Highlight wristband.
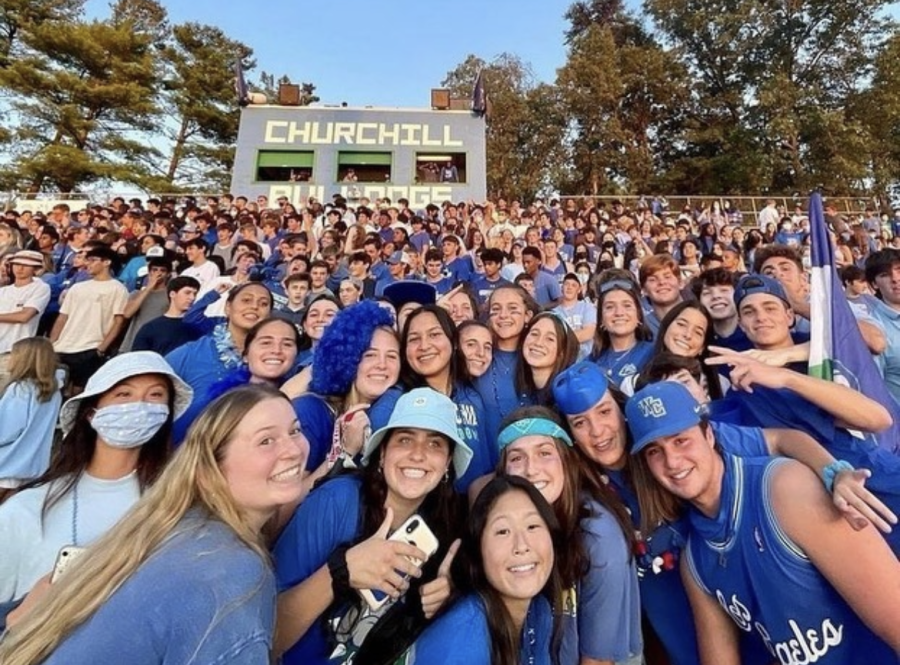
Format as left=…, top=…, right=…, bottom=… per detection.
left=822, top=460, right=854, bottom=494
left=327, top=545, right=352, bottom=599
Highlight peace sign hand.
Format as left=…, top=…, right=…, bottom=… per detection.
left=420, top=538, right=461, bottom=619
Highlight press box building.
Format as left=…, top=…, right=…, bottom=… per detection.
left=230, top=103, right=487, bottom=208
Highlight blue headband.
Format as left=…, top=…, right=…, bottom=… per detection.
left=497, top=417, right=574, bottom=450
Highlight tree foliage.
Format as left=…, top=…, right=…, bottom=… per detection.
left=1, top=0, right=897, bottom=198
left=646, top=0, right=895, bottom=195
left=0, top=0, right=318, bottom=194
left=437, top=0, right=899, bottom=199
left=442, top=54, right=566, bottom=200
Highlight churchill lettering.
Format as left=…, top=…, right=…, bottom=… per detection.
left=263, top=120, right=464, bottom=147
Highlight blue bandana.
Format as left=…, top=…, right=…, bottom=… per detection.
left=497, top=417, right=573, bottom=449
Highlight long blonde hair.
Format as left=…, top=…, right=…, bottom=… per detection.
left=1, top=337, right=59, bottom=401
left=0, top=385, right=288, bottom=665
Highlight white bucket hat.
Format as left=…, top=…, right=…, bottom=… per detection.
left=361, top=387, right=473, bottom=480
left=59, top=351, right=193, bottom=434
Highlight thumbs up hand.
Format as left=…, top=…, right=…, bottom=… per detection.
left=419, top=538, right=461, bottom=619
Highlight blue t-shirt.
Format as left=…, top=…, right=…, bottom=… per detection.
left=408, top=594, right=553, bottom=665
left=593, top=341, right=654, bottom=388
left=274, top=476, right=364, bottom=665
left=553, top=300, right=597, bottom=361
left=867, top=299, right=900, bottom=405
left=165, top=335, right=230, bottom=444
left=530, top=270, right=561, bottom=307
left=132, top=316, right=199, bottom=357
left=559, top=497, right=642, bottom=665
left=541, top=262, right=567, bottom=285
left=473, top=350, right=534, bottom=444
left=470, top=275, right=512, bottom=306
left=444, top=255, right=474, bottom=284
left=44, top=512, right=275, bottom=665
left=409, top=231, right=431, bottom=254
left=604, top=469, right=698, bottom=665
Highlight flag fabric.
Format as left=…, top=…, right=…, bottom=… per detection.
left=472, top=70, right=486, bottom=116
left=808, top=191, right=900, bottom=454
left=234, top=59, right=249, bottom=107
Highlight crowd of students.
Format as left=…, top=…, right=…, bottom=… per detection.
left=0, top=192, right=899, bottom=664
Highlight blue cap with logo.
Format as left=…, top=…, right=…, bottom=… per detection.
left=552, top=361, right=610, bottom=416
left=733, top=273, right=789, bottom=307
left=625, top=381, right=706, bottom=454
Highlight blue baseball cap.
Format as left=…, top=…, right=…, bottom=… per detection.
left=625, top=381, right=706, bottom=454
left=733, top=273, right=790, bottom=308
left=552, top=361, right=610, bottom=416
left=362, top=387, right=473, bottom=479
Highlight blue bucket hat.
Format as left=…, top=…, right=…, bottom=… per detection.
left=733, top=273, right=790, bottom=308
left=625, top=381, right=706, bottom=454
left=362, top=387, right=473, bottom=479
left=552, top=361, right=610, bottom=416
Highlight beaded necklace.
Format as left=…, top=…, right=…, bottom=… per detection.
left=489, top=350, right=528, bottom=419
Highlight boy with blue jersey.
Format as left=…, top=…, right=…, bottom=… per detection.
left=627, top=381, right=900, bottom=665
left=708, top=274, right=900, bottom=553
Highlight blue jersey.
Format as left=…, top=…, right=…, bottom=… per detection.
left=602, top=421, right=772, bottom=665
left=593, top=341, right=654, bottom=388
left=685, top=454, right=898, bottom=665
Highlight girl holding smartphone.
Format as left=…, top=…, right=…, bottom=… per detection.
left=274, top=388, right=471, bottom=665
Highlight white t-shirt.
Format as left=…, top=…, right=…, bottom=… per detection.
left=197, top=276, right=239, bottom=318
left=0, top=472, right=140, bottom=601
left=181, top=260, right=221, bottom=291
left=0, top=279, right=51, bottom=354
left=54, top=279, right=128, bottom=354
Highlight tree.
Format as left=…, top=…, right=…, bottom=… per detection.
left=442, top=54, right=566, bottom=200
left=0, top=0, right=82, bottom=68
left=856, top=29, right=900, bottom=204
left=646, top=0, right=895, bottom=194
left=0, top=0, right=164, bottom=192
left=556, top=8, right=689, bottom=195
left=154, top=23, right=254, bottom=191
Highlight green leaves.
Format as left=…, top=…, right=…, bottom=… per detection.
left=0, top=0, right=315, bottom=194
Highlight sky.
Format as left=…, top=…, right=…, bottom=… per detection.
left=85, top=0, right=575, bottom=107
left=85, top=0, right=900, bottom=109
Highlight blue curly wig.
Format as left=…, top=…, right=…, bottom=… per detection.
left=310, top=300, right=396, bottom=396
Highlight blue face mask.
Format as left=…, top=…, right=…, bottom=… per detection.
left=90, top=402, right=170, bottom=449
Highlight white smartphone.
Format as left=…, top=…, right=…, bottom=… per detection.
left=51, top=546, right=87, bottom=583
left=359, top=514, right=439, bottom=611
